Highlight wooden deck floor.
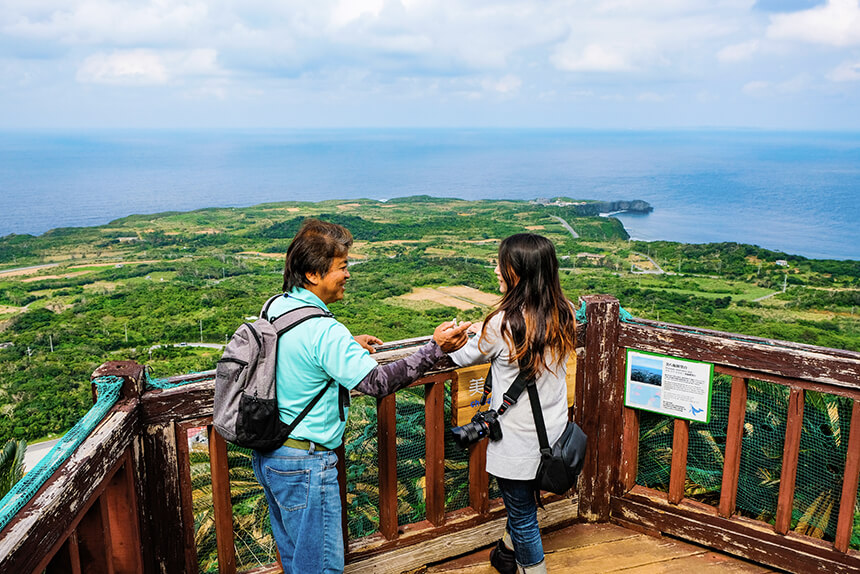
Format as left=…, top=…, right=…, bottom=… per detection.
left=416, top=523, right=783, bottom=574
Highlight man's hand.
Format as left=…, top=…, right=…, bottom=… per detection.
left=433, top=320, right=472, bottom=353
left=354, top=334, right=383, bottom=353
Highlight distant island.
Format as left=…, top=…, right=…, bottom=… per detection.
left=0, top=195, right=856, bottom=445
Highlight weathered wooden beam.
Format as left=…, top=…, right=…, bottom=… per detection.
left=718, top=376, right=747, bottom=518
left=835, top=400, right=860, bottom=553
left=139, top=422, right=188, bottom=573
left=141, top=379, right=215, bottom=425
left=0, top=409, right=137, bottom=574
left=377, top=393, right=399, bottom=540
left=775, top=388, right=804, bottom=535
left=620, top=322, right=860, bottom=390
left=175, top=421, right=203, bottom=573
left=716, top=364, right=860, bottom=401
left=668, top=419, right=690, bottom=505
left=76, top=495, right=113, bottom=574
left=581, top=294, right=622, bottom=521
left=614, top=487, right=860, bottom=574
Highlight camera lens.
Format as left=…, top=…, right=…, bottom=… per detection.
left=451, top=420, right=486, bottom=448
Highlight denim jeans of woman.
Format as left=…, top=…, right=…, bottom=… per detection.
left=495, top=476, right=544, bottom=567
left=252, top=445, right=343, bottom=573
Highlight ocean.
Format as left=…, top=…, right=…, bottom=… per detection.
left=1, top=129, right=857, bottom=260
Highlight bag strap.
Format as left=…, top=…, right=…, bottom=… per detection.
left=526, top=383, right=552, bottom=454
left=283, top=379, right=334, bottom=438
left=270, top=305, right=334, bottom=335
left=486, top=367, right=552, bottom=453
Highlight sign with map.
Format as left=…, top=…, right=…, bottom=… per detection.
left=624, top=350, right=713, bottom=423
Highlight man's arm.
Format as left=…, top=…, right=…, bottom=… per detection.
left=355, top=320, right=471, bottom=397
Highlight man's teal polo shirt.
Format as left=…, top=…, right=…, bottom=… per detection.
left=268, top=288, right=378, bottom=449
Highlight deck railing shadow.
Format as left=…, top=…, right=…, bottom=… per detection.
left=0, top=294, right=858, bottom=573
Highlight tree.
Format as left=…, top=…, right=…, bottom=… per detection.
left=0, top=439, right=26, bottom=498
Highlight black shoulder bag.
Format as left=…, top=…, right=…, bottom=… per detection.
left=490, top=371, right=588, bottom=496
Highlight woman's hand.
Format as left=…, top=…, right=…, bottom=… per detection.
left=433, top=320, right=472, bottom=353
left=354, top=334, right=383, bottom=353
left=467, top=321, right=483, bottom=335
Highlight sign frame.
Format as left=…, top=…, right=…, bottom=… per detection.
left=623, top=349, right=714, bottom=423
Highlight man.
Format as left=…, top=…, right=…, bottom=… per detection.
left=252, top=218, right=471, bottom=573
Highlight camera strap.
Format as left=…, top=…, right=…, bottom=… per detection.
left=494, top=370, right=531, bottom=416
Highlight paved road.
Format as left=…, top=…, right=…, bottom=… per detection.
left=631, top=251, right=666, bottom=274
left=550, top=215, right=579, bottom=239
left=24, top=438, right=60, bottom=471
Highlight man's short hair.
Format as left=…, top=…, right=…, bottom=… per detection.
left=282, top=219, right=353, bottom=292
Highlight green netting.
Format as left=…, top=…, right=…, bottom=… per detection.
left=344, top=394, right=380, bottom=538
left=444, top=380, right=471, bottom=513
left=0, top=375, right=124, bottom=532
left=637, top=377, right=860, bottom=548
left=396, top=387, right=427, bottom=526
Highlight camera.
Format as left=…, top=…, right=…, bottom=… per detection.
left=451, top=409, right=502, bottom=448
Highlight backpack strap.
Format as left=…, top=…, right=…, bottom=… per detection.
left=269, top=305, right=334, bottom=335
left=282, top=379, right=334, bottom=437
left=260, top=294, right=285, bottom=321
left=525, top=383, right=552, bottom=453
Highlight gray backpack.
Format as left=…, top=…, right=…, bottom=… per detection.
left=213, top=294, right=333, bottom=451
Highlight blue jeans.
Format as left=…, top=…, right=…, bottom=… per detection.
left=252, top=445, right=343, bottom=574
left=496, top=476, right=544, bottom=567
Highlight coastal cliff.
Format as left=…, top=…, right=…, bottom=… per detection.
left=533, top=198, right=653, bottom=216
left=575, top=200, right=653, bottom=216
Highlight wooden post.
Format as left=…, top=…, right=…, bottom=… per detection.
left=834, top=400, right=860, bottom=552
left=468, top=441, right=489, bottom=515
left=579, top=295, right=621, bottom=522
left=719, top=377, right=748, bottom=518
left=775, top=388, right=804, bottom=535
left=377, top=394, right=399, bottom=540
left=210, top=429, right=237, bottom=573
left=103, top=451, right=144, bottom=574
left=668, top=420, right=690, bottom=505
left=424, top=376, right=447, bottom=526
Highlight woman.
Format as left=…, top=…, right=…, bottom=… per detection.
left=450, top=233, right=577, bottom=574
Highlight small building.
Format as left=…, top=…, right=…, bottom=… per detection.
left=775, top=260, right=788, bottom=267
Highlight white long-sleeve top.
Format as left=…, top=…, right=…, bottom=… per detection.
left=449, top=312, right=569, bottom=481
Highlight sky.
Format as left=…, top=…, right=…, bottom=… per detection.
left=1, top=0, right=859, bottom=129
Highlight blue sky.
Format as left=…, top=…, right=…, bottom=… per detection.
left=1, top=0, right=859, bottom=129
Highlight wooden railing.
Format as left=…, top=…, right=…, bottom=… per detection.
left=1, top=294, right=858, bottom=574
left=0, top=343, right=580, bottom=573
left=576, top=295, right=860, bottom=574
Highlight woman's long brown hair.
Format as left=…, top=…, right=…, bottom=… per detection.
left=480, top=233, right=577, bottom=380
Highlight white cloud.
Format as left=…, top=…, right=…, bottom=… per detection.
left=552, top=43, right=633, bottom=72
left=76, top=49, right=220, bottom=85
left=717, top=40, right=759, bottom=62
left=743, top=80, right=770, bottom=94
left=481, top=74, right=521, bottom=94
left=828, top=59, right=860, bottom=80
left=767, top=0, right=860, bottom=47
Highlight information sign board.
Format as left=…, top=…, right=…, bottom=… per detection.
left=624, top=350, right=713, bottom=423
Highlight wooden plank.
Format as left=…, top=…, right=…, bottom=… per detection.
left=619, top=322, right=860, bottom=390
left=175, top=422, right=202, bottom=573
left=719, top=377, right=748, bottom=518
left=669, top=419, right=690, bottom=505
left=425, top=377, right=446, bottom=526
left=0, top=408, right=138, bottom=574
left=835, top=400, right=860, bottom=552
left=103, top=451, right=143, bottom=574
left=344, top=498, right=578, bottom=573
left=621, top=408, right=640, bottom=492
left=210, top=427, right=237, bottom=573
left=613, top=489, right=860, bottom=574
left=139, top=422, right=188, bottom=574
left=141, top=379, right=216, bottom=425
left=775, top=388, right=804, bottom=535
left=468, top=440, right=489, bottom=515
left=715, top=365, right=860, bottom=402
left=76, top=496, right=113, bottom=574
left=45, top=531, right=83, bottom=574
left=581, top=294, right=621, bottom=521
left=377, top=393, right=399, bottom=540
